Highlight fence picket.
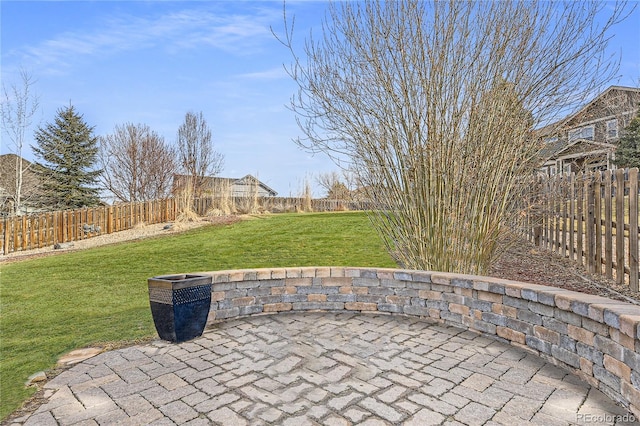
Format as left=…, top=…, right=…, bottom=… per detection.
left=604, top=170, right=613, bottom=278
left=0, top=196, right=373, bottom=256
left=13, top=216, right=19, bottom=252
left=2, top=219, right=7, bottom=254
left=629, top=168, right=639, bottom=291
left=595, top=175, right=602, bottom=268
left=544, top=179, right=549, bottom=248
left=569, top=173, right=576, bottom=261
left=577, top=173, right=584, bottom=266
left=586, top=173, right=595, bottom=271
left=530, top=168, right=639, bottom=290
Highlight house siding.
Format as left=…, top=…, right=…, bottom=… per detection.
left=173, top=174, right=277, bottom=197
left=540, top=86, right=640, bottom=175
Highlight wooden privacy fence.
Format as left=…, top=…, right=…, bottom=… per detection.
left=0, top=196, right=370, bottom=255
left=190, top=196, right=371, bottom=216
left=526, top=168, right=639, bottom=290
left=1, top=199, right=179, bottom=256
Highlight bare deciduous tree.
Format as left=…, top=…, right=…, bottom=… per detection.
left=99, top=123, right=177, bottom=202
left=279, top=0, right=628, bottom=274
left=0, top=69, right=40, bottom=215
left=177, top=111, right=224, bottom=198
left=317, top=170, right=354, bottom=199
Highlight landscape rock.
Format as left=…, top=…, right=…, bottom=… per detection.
left=57, top=347, right=102, bottom=366
left=53, top=242, right=75, bottom=250
left=25, top=371, right=47, bottom=387
left=82, top=223, right=101, bottom=234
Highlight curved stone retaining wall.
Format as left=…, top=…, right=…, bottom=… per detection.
left=199, top=267, right=640, bottom=417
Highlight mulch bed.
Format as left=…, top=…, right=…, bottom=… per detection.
left=490, top=236, right=639, bottom=304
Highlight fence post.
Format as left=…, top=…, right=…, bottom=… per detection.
left=20, top=215, right=27, bottom=251
left=576, top=172, right=584, bottom=266
left=13, top=216, right=19, bottom=251
left=568, top=173, right=576, bottom=261
left=3, top=217, right=9, bottom=255
left=53, top=211, right=59, bottom=244
left=560, top=174, right=568, bottom=257
left=533, top=176, right=542, bottom=246
left=107, top=206, right=113, bottom=234
left=615, top=168, right=625, bottom=285
left=530, top=178, right=544, bottom=246
left=75, top=209, right=81, bottom=241
left=594, top=172, right=602, bottom=274
left=629, top=168, right=638, bottom=291
left=542, top=179, right=548, bottom=249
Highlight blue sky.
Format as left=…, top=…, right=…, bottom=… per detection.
left=1, top=1, right=639, bottom=197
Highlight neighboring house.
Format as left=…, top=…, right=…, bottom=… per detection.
left=173, top=174, right=277, bottom=197
left=0, top=154, right=41, bottom=216
left=539, top=86, right=640, bottom=175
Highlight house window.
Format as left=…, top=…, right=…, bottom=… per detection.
left=606, top=119, right=618, bottom=139
left=568, top=125, right=594, bottom=142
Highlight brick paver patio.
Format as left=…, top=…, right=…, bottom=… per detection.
left=12, top=313, right=636, bottom=425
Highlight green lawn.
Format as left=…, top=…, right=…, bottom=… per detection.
left=0, top=212, right=395, bottom=420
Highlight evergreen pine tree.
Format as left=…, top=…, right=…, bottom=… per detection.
left=32, top=105, right=102, bottom=209
left=615, top=108, right=640, bottom=170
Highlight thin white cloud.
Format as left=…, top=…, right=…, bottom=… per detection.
left=237, top=66, right=288, bottom=80
left=5, top=5, right=279, bottom=75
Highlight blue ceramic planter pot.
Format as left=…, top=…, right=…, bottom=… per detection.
left=148, top=274, right=212, bottom=343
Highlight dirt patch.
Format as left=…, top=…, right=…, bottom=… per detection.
left=490, top=236, right=640, bottom=304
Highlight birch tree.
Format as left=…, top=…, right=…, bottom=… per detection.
left=280, top=0, right=628, bottom=274
left=0, top=69, right=40, bottom=215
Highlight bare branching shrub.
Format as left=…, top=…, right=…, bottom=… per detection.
left=235, top=178, right=262, bottom=214
left=175, top=176, right=200, bottom=224
left=133, top=221, right=148, bottom=230
left=302, top=179, right=313, bottom=212
left=177, top=111, right=224, bottom=198
left=279, top=0, right=627, bottom=274
left=206, top=179, right=233, bottom=216
left=317, top=170, right=356, bottom=200
left=335, top=203, right=348, bottom=212
left=271, top=199, right=296, bottom=213
left=99, top=123, right=176, bottom=202
left=204, top=208, right=226, bottom=217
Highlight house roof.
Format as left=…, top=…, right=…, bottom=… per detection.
left=551, top=139, right=616, bottom=160
left=545, top=85, right=640, bottom=133
left=0, top=154, right=35, bottom=195
left=537, top=85, right=640, bottom=161
left=224, top=174, right=278, bottom=196
left=174, top=173, right=278, bottom=196
left=0, top=153, right=33, bottom=169
left=538, top=138, right=566, bottom=161
left=0, top=154, right=43, bottom=213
